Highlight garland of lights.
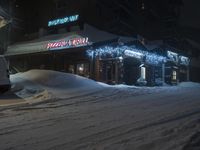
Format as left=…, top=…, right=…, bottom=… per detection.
left=87, top=46, right=124, bottom=58
left=87, top=45, right=166, bottom=66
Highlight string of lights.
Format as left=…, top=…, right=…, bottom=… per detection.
left=87, top=45, right=166, bottom=65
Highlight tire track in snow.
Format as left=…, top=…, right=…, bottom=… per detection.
left=47, top=105, right=200, bottom=150
left=183, top=131, right=200, bottom=150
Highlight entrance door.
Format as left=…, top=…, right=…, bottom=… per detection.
left=179, top=65, right=187, bottom=82
left=99, top=60, right=118, bottom=84
left=123, top=58, right=141, bottom=85
left=106, top=62, right=115, bottom=84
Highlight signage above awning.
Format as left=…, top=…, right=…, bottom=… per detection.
left=6, top=24, right=136, bottom=56
left=48, top=15, right=79, bottom=27
left=167, top=51, right=178, bottom=62
left=124, top=50, right=144, bottom=60
left=179, top=56, right=190, bottom=66
left=47, top=36, right=91, bottom=50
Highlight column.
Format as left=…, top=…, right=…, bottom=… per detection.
left=162, top=63, right=165, bottom=85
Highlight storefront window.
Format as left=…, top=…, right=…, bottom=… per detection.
left=68, top=65, right=75, bottom=74
left=76, top=63, right=89, bottom=77
left=77, top=64, right=84, bottom=75
left=172, top=71, right=177, bottom=80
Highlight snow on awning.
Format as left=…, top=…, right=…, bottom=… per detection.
left=6, top=41, right=49, bottom=56
left=5, top=24, right=136, bottom=56
left=0, top=16, right=7, bottom=29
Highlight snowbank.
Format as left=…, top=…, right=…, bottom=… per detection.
left=10, top=69, right=143, bottom=101
left=10, top=69, right=106, bottom=100
left=178, top=82, right=200, bottom=88
left=10, top=70, right=200, bottom=103
left=12, top=69, right=103, bottom=89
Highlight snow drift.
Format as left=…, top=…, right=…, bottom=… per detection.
left=178, top=82, right=200, bottom=88
left=10, top=69, right=200, bottom=102
left=12, top=69, right=103, bottom=88
left=10, top=69, right=105, bottom=100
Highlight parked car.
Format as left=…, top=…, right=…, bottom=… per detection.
left=0, top=55, right=11, bottom=93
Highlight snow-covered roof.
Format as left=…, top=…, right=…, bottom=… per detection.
left=5, top=24, right=135, bottom=56
left=144, top=40, right=164, bottom=50
left=0, top=7, right=11, bottom=29
left=185, top=38, right=200, bottom=50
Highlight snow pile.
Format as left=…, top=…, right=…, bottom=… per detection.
left=16, top=69, right=102, bottom=89
left=11, top=70, right=200, bottom=103
left=10, top=69, right=105, bottom=100
left=178, top=82, right=200, bottom=88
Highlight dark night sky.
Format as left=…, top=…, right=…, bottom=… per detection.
left=181, top=0, right=200, bottom=29
left=10, top=0, right=200, bottom=42
left=12, top=0, right=200, bottom=29
left=13, top=0, right=200, bottom=26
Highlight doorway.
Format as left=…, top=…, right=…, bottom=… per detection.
left=99, top=59, right=119, bottom=84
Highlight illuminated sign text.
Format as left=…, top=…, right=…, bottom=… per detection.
left=124, top=50, right=144, bottom=59
left=167, top=51, right=178, bottom=62
left=179, top=56, right=190, bottom=66
left=48, top=15, right=79, bottom=27
left=47, top=37, right=89, bottom=50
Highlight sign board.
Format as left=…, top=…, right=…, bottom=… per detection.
left=167, top=51, right=178, bottom=62
left=179, top=56, right=190, bottom=66
left=124, top=50, right=144, bottom=60
left=47, top=37, right=90, bottom=50
left=48, top=15, right=79, bottom=27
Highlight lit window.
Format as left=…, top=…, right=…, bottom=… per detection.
left=68, top=65, right=75, bottom=74
left=172, top=71, right=177, bottom=80
left=77, top=64, right=84, bottom=75
left=76, top=63, right=89, bottom=77
left=141, top=3, right=145, bottom=10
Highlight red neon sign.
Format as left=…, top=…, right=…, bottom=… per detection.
left=47, top=37, right=89, bottom=50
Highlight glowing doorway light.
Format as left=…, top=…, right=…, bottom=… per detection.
left=79, top=66, right=84, bottom=72
left=48, top=15, right=79, bottom=27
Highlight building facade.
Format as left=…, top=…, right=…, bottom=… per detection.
left=6, top=29, right=190, bottom=86
left=5, top=7, right=190, bottom=86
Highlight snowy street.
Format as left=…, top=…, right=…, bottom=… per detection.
left=1, top=0, right=200, bottom=149
left=0, top=70, right=200, bottom=150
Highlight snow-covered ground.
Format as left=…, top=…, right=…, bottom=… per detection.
left=0, top=69, right=200, bottom=150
